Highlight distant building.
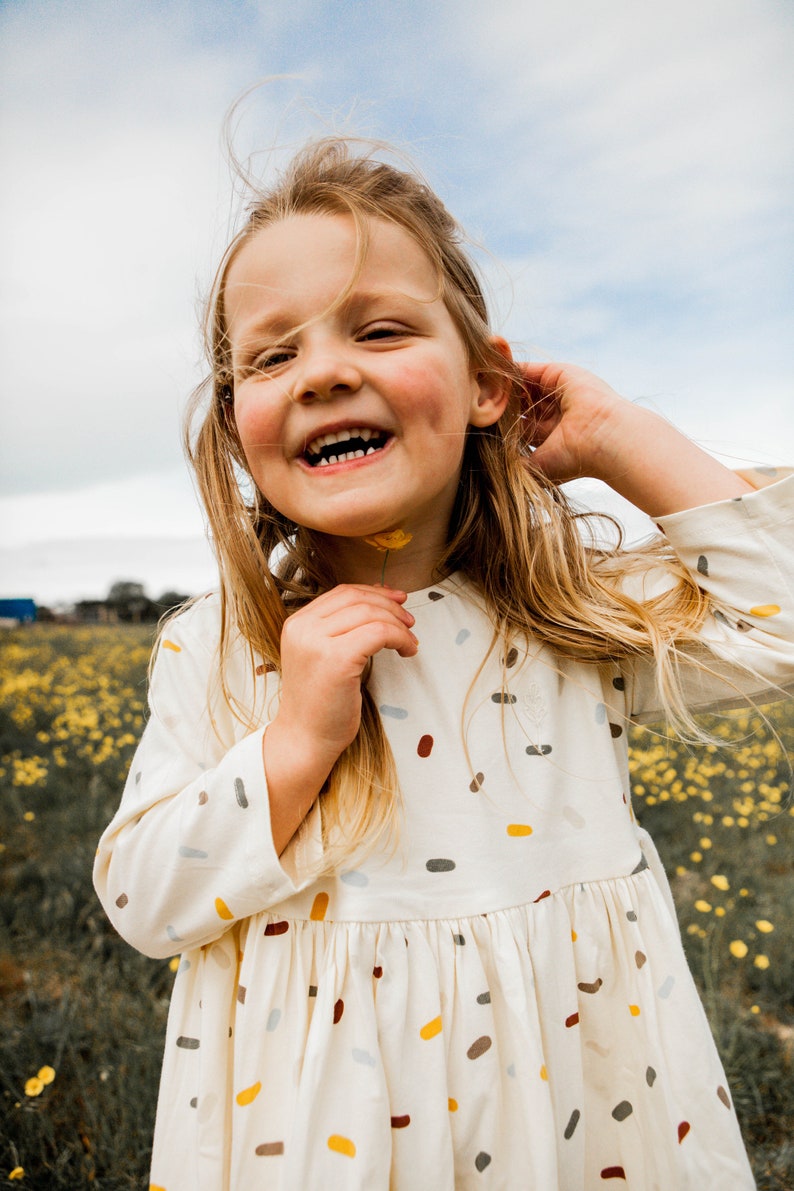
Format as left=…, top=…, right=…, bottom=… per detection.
left=0, top=598, right=37, bottom=625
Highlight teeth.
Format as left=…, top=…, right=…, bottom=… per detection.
left=306, top=427, right=379, bottom=455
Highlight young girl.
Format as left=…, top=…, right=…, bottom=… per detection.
left=94, top=139, right=793, bottom=1190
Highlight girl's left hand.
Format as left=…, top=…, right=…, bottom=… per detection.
left=517, top=362, right=626, bottom=484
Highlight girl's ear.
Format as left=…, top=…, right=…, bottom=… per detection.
left=469, top=336, right=513, bottom=427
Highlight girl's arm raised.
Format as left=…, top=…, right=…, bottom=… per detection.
left=93, top=589, right=417, bottom=958
left=521, top=362, right=753, bottom=514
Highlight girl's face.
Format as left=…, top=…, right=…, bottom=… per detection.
left=225, top=213, right=507, bottom=573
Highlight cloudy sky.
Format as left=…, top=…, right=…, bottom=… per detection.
left=1, top=0, right=792, bottom=605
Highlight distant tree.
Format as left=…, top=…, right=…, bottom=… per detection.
left=106, top=580, right=151, bottom=623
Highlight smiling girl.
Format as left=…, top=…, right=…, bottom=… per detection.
left=95, top=139, right=794, bottom=1189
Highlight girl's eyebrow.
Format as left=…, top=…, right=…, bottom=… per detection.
left=232, top=288, right=427, bottom=350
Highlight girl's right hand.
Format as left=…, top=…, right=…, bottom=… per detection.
left=262, top=585, right=417, bottom=853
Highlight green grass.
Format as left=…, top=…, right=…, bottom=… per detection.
left=1, top=625, right=792, bottom=1187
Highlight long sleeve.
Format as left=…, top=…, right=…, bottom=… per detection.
left=624, top=475, right=794, bottom=720
left=93, top=597, right=321, bottom=959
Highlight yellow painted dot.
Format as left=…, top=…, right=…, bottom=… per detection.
left=448, top=1097, right=458, bottom=1112
left=694, top=900, right=712, bottom=913
left=420, top=1016, right=442, bottom=1041
left=756, top=920, right=774, bottom=933
left=729, top=940, right=748, bottom=958
left=327, top=1134, right=356, bottom=1158
left=236, top=1081, right=262, bottom=1106
left=9, top=1173, right=25, bottom=1184
left=169, top=957, right=179, bottom=972
left=571, top=929, right=578, bottom=942
left=215, top=897, right=234, bottom=921
left=629, top=1004, right=641, bottom=1017
left=539, top=1065, right=548, bottom=1080
left=710, top=874, right=730, bottom=891
left=749, top=604, right=781, bottom=617
left=310, top=892, right=329, bottom=921
left=506, top=823, right=533, bottom=836
left=149, top=1185, right=167, bottom=1191
left=754, top=955, right=770, bottom=970
left=162, top=639, right=182, bottom=651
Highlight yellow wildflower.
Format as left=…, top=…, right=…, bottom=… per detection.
left=765, top=833, right=777, bottom=845
left=37, top=1066, right=55, bottom=1085
left=729, top=940, right=748, bottom=959
left=363, top=529, right=413, bottom=552
left=755, top=920, right=774, bottom=934
left=754, top=955, right=770, bottom=970
left=694, top=900, right=712, bottom=913
left=710, top=874, right=730, bottom=891
left=9, top=1169, right=24, bottom=1181
left=24, top=1076, right=44, bottom=1097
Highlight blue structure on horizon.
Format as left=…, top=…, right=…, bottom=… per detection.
left=0, top=598, right=37, bottom=623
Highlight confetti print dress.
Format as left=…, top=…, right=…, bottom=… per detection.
left=95, top=478, right=794, bottom=1191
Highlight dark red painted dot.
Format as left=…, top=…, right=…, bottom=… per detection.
left=678, top=1121, right=690, bottom=1143
left=264, top=921, right=289, bottom=936
left=534, top=889, right=551, bottom=903
left=373, top=966, right=383, bottom=979
left=333, top=998, right=344, bottom=1024
left=565, top=1012, right=579, bottom=1028
left=601, top=1167, right=626, bottom=1180
left=391, top=1114, right=411, bottom=1129
left=417, top=734, right=434, bottom=757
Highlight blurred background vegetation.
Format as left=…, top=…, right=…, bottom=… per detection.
left=1, top=624, right=792, bottom=1188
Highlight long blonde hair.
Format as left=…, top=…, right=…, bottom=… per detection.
left=184, top=137, right=713, bottom=866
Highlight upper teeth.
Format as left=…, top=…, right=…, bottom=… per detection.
left=306, top=427, right=380, bottom=455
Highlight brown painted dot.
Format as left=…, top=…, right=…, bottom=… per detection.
left=635, top=950, right=647, bottom=969
left=417, top=734, right=434, bottom=757
left=505, top=646, right=519, bottom=667
left=426, top=858, right=456, bottom=872
left=565, top=1012, right=579, bottom=1028
left=115, top=892, right=128, bottom=909
left=475, top=1152, right=491, bottom=1171
left=534, top=889, right=551, bottom=902
left=469, top=771, right=485, bottom=792
left=609, top=723, right=623, bottom=738
left=176, top=1036, right=200, bottom=1049
left=612, top=675, right=625, bottom=691
left=308, top=985, right=318, bottom=997
left=333, top=998, right=344, bottom=1024
left=198, top=790, right=208, bottom=805
left=428, top=590, right=445, bottom=600
left=264, top=921, right=289, bottom=936
left=373, top=966, right=383, bottom=979
left=601, top=1168, right=626, bottom=1180
left=678, top=1121, right=690, bottom=1143
left=467, top=1035, right=492, bottom=1060
left=390, top=1114, right=411, bottom=1129
left=626, top=910, right=637, bottom=922
left=237, top=985, right=247, bottom=1004
left=255, top=1141, right=285, bottom=1156
left=717, top=1085, right=731, bottom=1109
left=612, top=1100, right=633, bottom=1121
left=564, top=1109, right=580, bottom=1139
left=578, top=978, right=603, bottom=994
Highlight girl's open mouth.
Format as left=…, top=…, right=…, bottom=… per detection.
left=303, top=427, right=391, bottom=468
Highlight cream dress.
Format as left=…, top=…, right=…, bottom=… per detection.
left=94, top=476, right=794, bottom=1190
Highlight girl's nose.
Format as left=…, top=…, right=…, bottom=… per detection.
left=293, top=345, right=363, bottom=403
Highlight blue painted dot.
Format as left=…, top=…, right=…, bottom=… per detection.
left=379, top=705, right=409, bottom=719
left=340, top=870, right=369, bottom=887
left=352, top=1048, right=377, bottom=1067
left=166, top=924, right=183, bottom=942
left=178, top=845, right=209, bottom=859
left=455, top=628, right=471, bottom=645
left=595, top=702, right=607, bottom=724
left=266, top=1008, right=281, bottom=1031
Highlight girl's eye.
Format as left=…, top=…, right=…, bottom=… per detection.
left=251, top=348, right=294, bottom=372
left=359, top=324, right=406, bottom=342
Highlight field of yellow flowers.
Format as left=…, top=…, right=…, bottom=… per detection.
left=1, top=624, right=792, bottom=1188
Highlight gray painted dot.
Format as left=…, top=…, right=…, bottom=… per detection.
left=476, top=991, right=491, bottom=1004
left=631, top=854, right=649, bottom=874
left=612, top=675, right=625, bottom=691
left=453, top=934, right=466, bottom=946
left=134, top=771, right=142, bottom=784
left=266, top=1009, right=281, bottom=1031
left=177, top=959, right=191, bottom=975
left=491, top=691, right=517, bottom=704
left=352, top=1048, right=377, bottom=1067
left=166, top=924, right=183, bottom=942
left=658, top=975, right=675, bottom=999
left=190, top=1097, right=198, bottom=1108
left=426, top=858, right=456, bottom=872
left=475, top=1152, right=491, bottom=1172
left=697, top=555, right=709, bottom=576
left=455, top=628, right=471, bottom=644
left=525, top=744, right=552, bottom=756
left=564, top=1109, right=581, bottom=1139
left=646, top=1066, right=657, bottom=1087
left=178, top=845, right=209, bottom=859
left=428, top=591, right=445, bottom=601
left=340, top=869, right=369, bottom=887
left=612, top=1100, right=633, bottom=1121
left=379, top=704, right=409, bottom=719
left=595, top=702, right=607, bottom=724
left=234, top=777, right=248, bottom=808
left=176, top=1036, right=200, bottom=1049
left=626, top=910, right=638, bottom=922
left=506, top=1062, right=516, bottom=1077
